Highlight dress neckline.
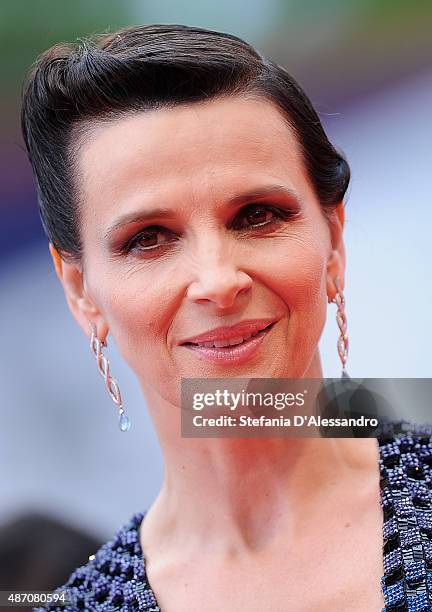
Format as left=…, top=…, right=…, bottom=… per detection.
left=133, top=420, right=432, bottom=612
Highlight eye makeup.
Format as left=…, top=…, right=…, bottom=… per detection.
left=112, top=202, right=300, bottom=258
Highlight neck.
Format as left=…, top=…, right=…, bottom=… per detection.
left=139, top=352, right=380, bottom=560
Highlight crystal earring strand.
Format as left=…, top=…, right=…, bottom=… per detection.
left=329, top=277, right=350, bottom=379
left=89, top=323, right=131, bottom=431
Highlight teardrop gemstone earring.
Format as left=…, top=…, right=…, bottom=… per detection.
left=329, top=276, right=350, bottom=379
left=89, top=323, right=131, bottom=431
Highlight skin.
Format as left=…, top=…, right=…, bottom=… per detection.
left=50, top=96, right=384, bottom=610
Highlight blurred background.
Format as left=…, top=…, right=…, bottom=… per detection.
left=1, top=0, right=431, bottom=595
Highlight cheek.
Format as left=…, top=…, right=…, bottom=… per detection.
left=267, top=233, right=329, bottom=366
left=265, top=231, right=328, bottom=313
left=93, top=266, right=177, bottom=373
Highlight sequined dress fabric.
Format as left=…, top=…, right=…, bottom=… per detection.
left=33, top=420, right=432, bottom=612
left=379, top=420, right=432, bottom=611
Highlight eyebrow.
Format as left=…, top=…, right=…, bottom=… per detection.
left=103, top=184, right=302, bottom=242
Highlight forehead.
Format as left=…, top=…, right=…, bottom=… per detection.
left=76, top=96, right=312, bottom=224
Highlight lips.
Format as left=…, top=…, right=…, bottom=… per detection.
left=189, top=327, right=267, bottom=348
left=179, top=318, right=278, bottom=348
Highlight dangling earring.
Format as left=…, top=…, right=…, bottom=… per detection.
left=89, top=322, right=131, bottom=431
left=328, top=277, right=350, bottom=379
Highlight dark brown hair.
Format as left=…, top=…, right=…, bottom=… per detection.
left=21, top=23, right=350, bottom=264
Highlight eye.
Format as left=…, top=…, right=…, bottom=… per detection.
left=232, top=203, right=290, bottom=231
left=123, top=226, right=175, bottom=254
left=120, top=203, right=296, bottom=257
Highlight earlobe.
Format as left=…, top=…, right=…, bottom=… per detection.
left=326, top=250, right=345, bottom=302
left=48, top=243, right=108, bottom=343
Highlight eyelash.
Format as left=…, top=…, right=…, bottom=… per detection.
left=121, top=203, right=296, bottom=256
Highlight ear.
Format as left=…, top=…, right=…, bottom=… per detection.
left=326, top=202, right=346, bottom=302
left=49, top=243, right=109, bottom=343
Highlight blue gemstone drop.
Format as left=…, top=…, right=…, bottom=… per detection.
left=119, top=413, right=131, bottom=432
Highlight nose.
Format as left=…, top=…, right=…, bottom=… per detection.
left=186, top=241, right=253, bottom=309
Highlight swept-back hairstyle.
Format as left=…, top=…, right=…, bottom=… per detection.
left=21, top=23, right=350, bottom=264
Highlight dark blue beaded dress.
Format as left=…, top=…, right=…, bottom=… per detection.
left=32, top=419, right=432, bottom=612
left=379, top=420, right=432, bottom=611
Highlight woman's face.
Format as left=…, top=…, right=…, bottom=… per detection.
left=58, top=96, right=344, bottom=406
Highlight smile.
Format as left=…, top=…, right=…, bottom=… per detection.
left=182, top=321, right=276, bottom=365
left=186, top=323, right=273, bottom=348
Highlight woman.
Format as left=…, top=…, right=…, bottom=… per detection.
left=21, top=23, right=431, bottom=612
